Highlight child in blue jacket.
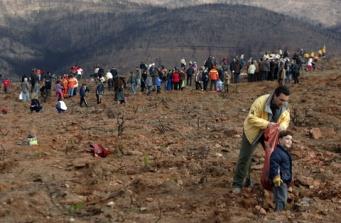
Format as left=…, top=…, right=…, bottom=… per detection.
left=269, top=131, right=293, bottom=212
left=156, top=76, right=162, bottom=94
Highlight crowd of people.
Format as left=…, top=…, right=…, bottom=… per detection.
left=0, top=47, right=325, bottom=113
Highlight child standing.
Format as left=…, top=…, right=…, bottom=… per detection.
left=2, top=78, right=11, bottom=93
left=156, top=75, right=162, bottom=94
left=96, top=80, right=105, bottom=104
left=269, top=131, right=293, bottom=212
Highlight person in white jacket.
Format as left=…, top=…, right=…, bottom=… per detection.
left=247, top=61, right=256, bottom=82
left=56, top=99, right=67, bottom=113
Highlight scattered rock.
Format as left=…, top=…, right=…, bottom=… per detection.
left=107, top=201, right=115, bottom=207
left=126, top=150, right=143, bottom=156
left=146, top=197, right=153, bottom=202
left=288, top=187, right=293, bottom=193
left=297, top=176, right=316, bottom=188
left=240, top=198, right=256, bottom=209
left=140, top=207, right=147, bottom=212
left=176, top=179, right=183, bottom=186
left=62, top=193, right=87, bottom=205
left=72, top=158, right=89, bottom=169
left=214, top=144, right=222, bottom=148
left=309, top=128, right=322, bottom=139
left=312, top=179, right=321, bottom=188
left=221, top=148, right=230, bottom=153
left=223, top=127, right=242, bottom=137
left=255, top=205, right=267, bottom=215
left=215, top=152, right=223, bottom=158
left=259, top=208, right=267, bottom=215
left=331, top=162, right=341, bottom=169
left=294, top=197, right=312, bottom=212
left=319, top=127, right=336, bottom=137
left=208, top=166, right=225, bottom=177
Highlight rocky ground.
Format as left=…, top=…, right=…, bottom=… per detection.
left=0, top=59, right=340, bottom=223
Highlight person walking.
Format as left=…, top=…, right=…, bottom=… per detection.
left=79, top=83, right=89, bottom=107
left=21, top=78, right=30, bottom=102
left=96, top=80, right=105, bottom=104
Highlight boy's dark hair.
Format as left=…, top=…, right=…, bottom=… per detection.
left=274, top=86, right=290, bottom=96
left=279, top=130, right=293, bottom=139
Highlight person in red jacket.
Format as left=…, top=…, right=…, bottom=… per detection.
left=2, top=78, right=11, bottom=93
left=172, top=68, right=180, bottom=90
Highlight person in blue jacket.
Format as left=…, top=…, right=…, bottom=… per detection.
left=269, top=130, right=293, bottom=211
left=79, top=83, right=90, bottom=107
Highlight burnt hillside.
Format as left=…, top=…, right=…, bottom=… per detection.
left=0, top=3, right=340, bottom=76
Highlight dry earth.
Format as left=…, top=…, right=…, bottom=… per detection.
left=0, top=59, right=340, bottom=222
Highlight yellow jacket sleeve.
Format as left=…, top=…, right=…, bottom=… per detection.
left=245, top=97, right=269, bottom=129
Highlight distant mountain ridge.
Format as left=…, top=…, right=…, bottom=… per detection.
left=130, top=0, right=341, bottom=28
left=1, top=0, right=339, bottom=27
left=0, top=1, right=340, bottom=77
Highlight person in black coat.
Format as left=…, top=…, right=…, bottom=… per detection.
left=30, top=98, right=42, bottom=112
left=269, top=131, right=293, bottom=212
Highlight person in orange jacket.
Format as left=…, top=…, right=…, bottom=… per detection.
left=67, top=75, right=78, bottom=97
left=62, top=75, right=69, bottom=97
left=209, top=66, right=219, bottom=91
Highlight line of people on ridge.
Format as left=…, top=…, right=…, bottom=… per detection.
left=1, top=48, right=323, bottom=113
left=91, top=49, right=310, bottom=98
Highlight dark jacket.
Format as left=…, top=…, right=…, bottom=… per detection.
left=230, top=60, right=241, bottom=74
left=186, top=67, right=194, bottom=77
left=114, top=77, right=126, bottom=90
left=30, top=99, right=42, bottom=112
left=96, top=83, right=105, bottom=95
left=269, top=144, right=292, bottom=184
left=262, top=60, right=270, bottom=72
left=79, top=86, right=89, bottom=97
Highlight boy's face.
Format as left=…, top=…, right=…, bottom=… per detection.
left=279, top=135, right=293, bottom=149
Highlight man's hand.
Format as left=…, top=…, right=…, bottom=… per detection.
left=273, top=175, right=283, bottom=187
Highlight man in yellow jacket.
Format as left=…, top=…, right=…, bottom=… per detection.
left=232, top=86, right=290, bottom=193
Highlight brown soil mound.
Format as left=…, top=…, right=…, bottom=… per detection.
left=0, top=67, right=340, bottom=222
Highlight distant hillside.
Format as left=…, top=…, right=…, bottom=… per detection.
left=130, top=0, right=341, bottom=28
left=1, top=0, right=340, bottom=28
left=0, top=3, right=340, bottom=77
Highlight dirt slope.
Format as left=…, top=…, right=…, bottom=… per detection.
left=0, top=61, right=340, bottom=222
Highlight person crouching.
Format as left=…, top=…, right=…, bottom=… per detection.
left=56, top=98, right=67, bottom=113
left=30, top=98, right=42, bottom=112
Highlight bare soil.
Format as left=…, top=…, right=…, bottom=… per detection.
left=0, top=61, right=340, bottom=222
